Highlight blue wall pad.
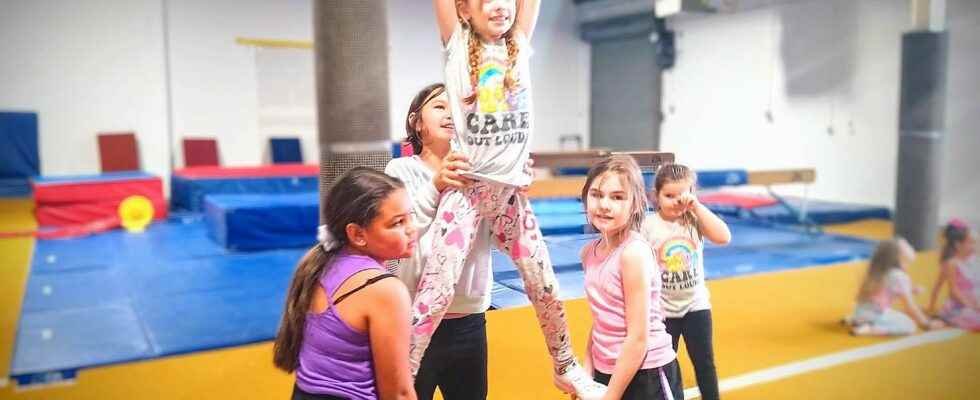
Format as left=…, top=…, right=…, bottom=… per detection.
left=751, top=197, right=891, bottom=225
left=270, top=138, right=303, bottom=164
left=0, top=177, right=31, bottom=197
left=171, top=175, right=318, bottom=212
left=205, top=193, right=319, bottom=250
left=0, top=112, right=40, bottom=178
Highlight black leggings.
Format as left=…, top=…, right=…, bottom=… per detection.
left=291, top=385, right=347, bottom=400
left=414, top=313, right=488, bottom=400
left=594, top=360, right=683, bottom=400
left=666, top=309, right=719, bottom=400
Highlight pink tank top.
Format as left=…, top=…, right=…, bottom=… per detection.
left=583, top=232, right=675, bottom=374
left=949, top=259, right=978, bottom=307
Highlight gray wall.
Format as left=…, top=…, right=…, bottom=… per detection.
left=590, top=36, right=661, bottom=151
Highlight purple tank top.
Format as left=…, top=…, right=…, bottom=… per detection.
left=295, top=251, right=389, bottom=399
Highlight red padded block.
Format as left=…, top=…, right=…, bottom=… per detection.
left=36, top=197, right=168, bottom=227
left=33, top=176, right=164, bottom=205
left=698, top=192, right=779, bottom=209
left=98, top=132, right=140, bottom=172
left=182, top=138, right=220, bottom=167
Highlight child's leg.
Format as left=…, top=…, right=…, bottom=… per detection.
left=856, top=309, right=917, bottom=336
left=665, top=317, right=683, bottom=351
left=661, top=360, right=685, bottom=400
left=943, top=307, right=980, bottom=331
left=488, top=188, right=574, bottom=372
left=433, top=313, right=489, bottom=400
left=681, top=310, right=719, bottom=400
left=409, top=186, right=483, bottom=376
left=663, top=317, right=685, bottom=390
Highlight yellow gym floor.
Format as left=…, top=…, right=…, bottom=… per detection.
left=1, top=199, right=977, bottom=399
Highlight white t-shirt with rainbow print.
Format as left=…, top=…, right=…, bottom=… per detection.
left=642, top=212, right=711, bottom=318
left=443, top=22, right=533, bottom=187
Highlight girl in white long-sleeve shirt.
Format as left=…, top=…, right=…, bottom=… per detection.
left=385, top=83, right=493, bottom=400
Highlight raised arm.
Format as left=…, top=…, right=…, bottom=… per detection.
left=515, top=0, right=541, bottom=40
left=433, top=0, right=458, bottom=44
left=690, top=194, right=731, bottom=245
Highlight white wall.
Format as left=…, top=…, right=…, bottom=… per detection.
left=1, top=0, right=588, bottom=185
left=0, top=0, right=169, bottom=178
left=167, top=0, right=314, bottom=167
left=660, top=0, right=979, bottom=224
left=942, top=0, right=980, bottom=226
left=386, top=0, right=591, bottom=150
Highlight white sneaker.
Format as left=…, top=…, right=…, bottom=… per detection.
left=556, top=363, right=607, bottom=400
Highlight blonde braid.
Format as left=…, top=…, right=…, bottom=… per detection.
left=504, top=32, right=519, bottom=92
left=464, top=29, right=482, bottom=105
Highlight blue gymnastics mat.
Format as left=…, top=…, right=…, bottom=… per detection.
left=12, top=214, right=876, bottom=381
left=749, top=197, right=891, bottom=225
left=489, top=219, right=877, bottom=309
left=12, top=216, right=305, bottom=384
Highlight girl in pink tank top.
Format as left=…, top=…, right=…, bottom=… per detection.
left=578, top=155, right=682, bottom=400
left=929, top=220, right=980, bottom=331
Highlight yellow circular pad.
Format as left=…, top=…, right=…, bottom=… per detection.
left=119, top=195, right=155, bottom=233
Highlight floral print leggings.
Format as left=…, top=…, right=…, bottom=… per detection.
left=408, top=180, right=574, bottom=376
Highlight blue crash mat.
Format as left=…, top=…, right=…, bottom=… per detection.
left=750, top=197, right=891, bottom=225
left=204, top=193, right=318, bottom=250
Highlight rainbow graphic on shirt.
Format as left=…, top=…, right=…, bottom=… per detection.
left=477, top=64, right=508, bottom=113
left=658, top=237, right=698, bottom=273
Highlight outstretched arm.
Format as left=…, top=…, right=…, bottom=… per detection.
left=515, top=0, right=541, bottom=40
left=433, top=0, right=458, bottom=44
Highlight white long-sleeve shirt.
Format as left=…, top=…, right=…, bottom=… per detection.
left=385, top=155, right=493, bottom=314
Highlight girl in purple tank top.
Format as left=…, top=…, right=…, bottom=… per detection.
left=274, top=167, right=419, bottom=400
left=579, top=155, right=682, bottom=400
